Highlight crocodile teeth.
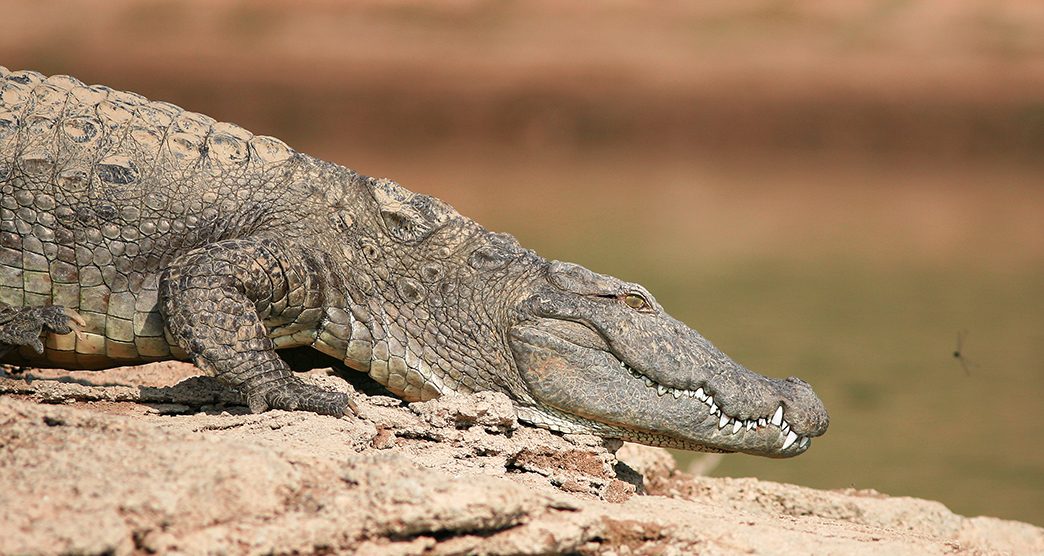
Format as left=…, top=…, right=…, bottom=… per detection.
left=623, top=370, right=801, bottom=441
left=771, top=405, right=784, bottom=426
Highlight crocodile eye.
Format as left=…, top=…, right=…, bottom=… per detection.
left=623, top=293, right=649, bottom=310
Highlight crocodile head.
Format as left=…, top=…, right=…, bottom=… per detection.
left=358, top=178, right=827, bottom=456
left=508, top=261, right=829, bottom=457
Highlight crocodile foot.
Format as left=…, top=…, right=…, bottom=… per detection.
left=246, top=377, right=356, bottom=418
left=0, top=305, right=85, bottom=356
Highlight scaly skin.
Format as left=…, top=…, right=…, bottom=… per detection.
left=0, top=68, right=828, bottom=456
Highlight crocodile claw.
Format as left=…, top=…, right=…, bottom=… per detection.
left=63, top=307, right=87, bottom=329
left=247, top=378, right=354, bottom=418
left=0, top=305, right=83, bottom=354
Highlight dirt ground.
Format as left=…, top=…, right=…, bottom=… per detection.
left=1, top=364, right=1040, bottom=555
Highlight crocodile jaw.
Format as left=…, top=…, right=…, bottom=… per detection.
left=508, top=322, right=828, bottom=457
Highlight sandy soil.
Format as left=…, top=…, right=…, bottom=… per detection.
left=1, top=363, right=1040, bottom=555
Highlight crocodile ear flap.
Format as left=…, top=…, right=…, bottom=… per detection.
left=547, top=261, right=618, bottom=294
left=372, top=178, right=452, bottom=244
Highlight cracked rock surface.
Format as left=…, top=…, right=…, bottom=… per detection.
left=1, top=363, right=1041, bottom=555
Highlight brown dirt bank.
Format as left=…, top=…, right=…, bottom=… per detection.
left=1, top=363, right=1040, bottom=555
left=3, top=0, right=1043, bottom=161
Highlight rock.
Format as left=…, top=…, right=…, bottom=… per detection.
left=0, top=364, right=1041, bottom=555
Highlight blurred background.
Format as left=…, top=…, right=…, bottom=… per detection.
left=3, top=0, right=1041, bottom=525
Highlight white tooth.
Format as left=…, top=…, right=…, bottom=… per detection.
left=710, top=401, right=718, bottom=415
left=719, top=414, right=729, bottom=429
left=782, top=421, right=790, bottom=435
left=656, top=385, right=668, bottom=396
left=732, top=420, right=742, bottom=434
left=695, top=388, right=706, bottom=400
left=687, top=389, right=697, bottom=398
left=644, top=378, right=655, bottom=387
left=799, top=436, right=810, bottom=449
left=758, top=418, right=767, bottom=427
left=771, top=406, right=784, bottom=426
left=746, top=420, right=756, bottom=431
left=782, top=431, right=798, bottom=450
left=671, top=388, right=682, bottom=399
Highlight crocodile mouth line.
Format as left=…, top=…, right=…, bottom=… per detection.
left=616, top=358, right=812, bottom=451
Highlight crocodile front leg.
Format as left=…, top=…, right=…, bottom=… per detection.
left=0, top=303, right=84, bottom=358
left=159, top=238, right=350, bottom=417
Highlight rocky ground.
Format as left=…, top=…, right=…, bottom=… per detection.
left=0, top=363, right=1040, bottom=555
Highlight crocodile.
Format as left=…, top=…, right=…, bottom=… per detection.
left=0, top=68, right=828, bottom=457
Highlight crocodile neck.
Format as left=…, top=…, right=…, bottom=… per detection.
left=303, top=174, right=544, bottom=403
